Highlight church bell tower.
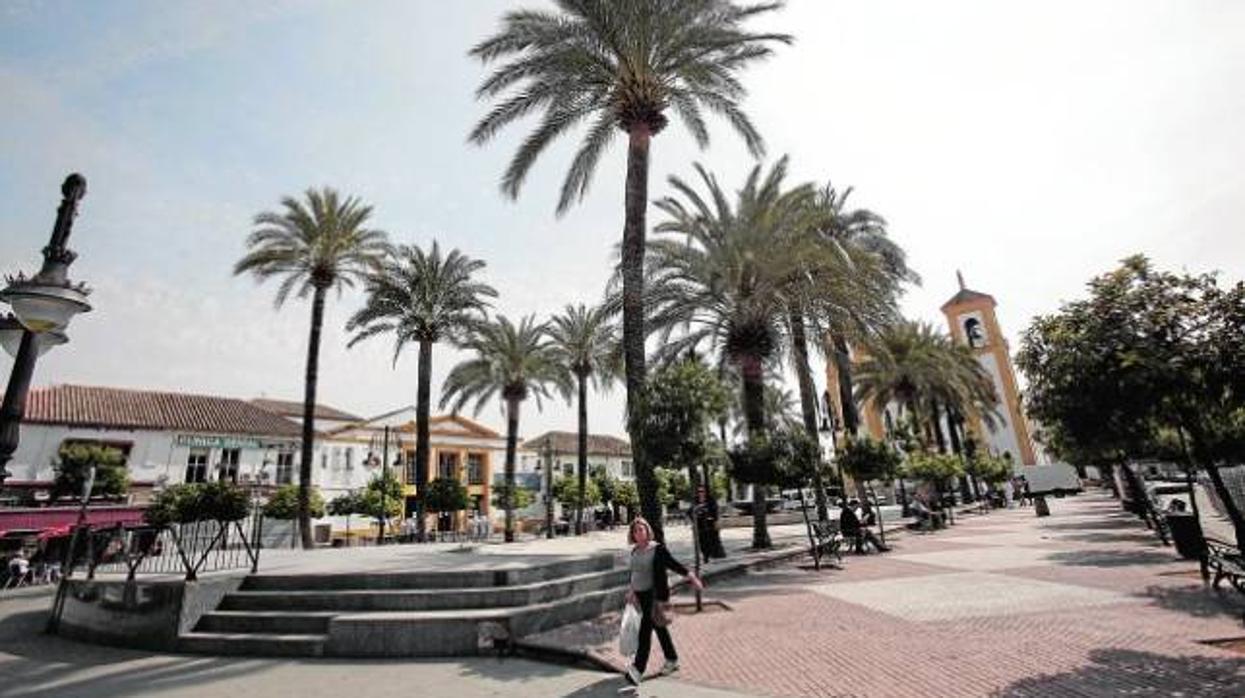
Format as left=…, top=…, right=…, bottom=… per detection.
left=940, top=273, right=1037, bottom=466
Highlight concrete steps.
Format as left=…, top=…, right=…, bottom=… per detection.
left=181, top=553, right=626, bottom=658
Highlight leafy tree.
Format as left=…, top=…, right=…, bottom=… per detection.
left=902, top=452, right=965, bottom=500
left=328, top=491, right=364, bottom=517
left=424, top=477, right=470, bottom=514
left=965, top=453, right=1012, bottom=486
left=547, top=302, right=619, bottom=534
left=728, top=429, right=819, bottom=495
left=53, top=443, right=128, bottom=500
left=492, top=483, right=534, bottom=511
left=614, top=480, right=640, bottom=516
left=591, top=465, right=617, bottom=508
left=147, top=482, right=253, bottom=525
left=838, top=437, right=903, bottom=484
left=441, top=315, right=568, bottom=541
left=265, top=484, right=326, bottom=520
left=235, top=188, right=389, bottom=548
left=360, top=471, right=405, bottom=521
left=471, top=1, right=790, bottom=543
left=1018, top=255, right=1245, bottom=547
left=346, top=242, right=496, bottom=541
left=553, top=475, right=601, bottom=510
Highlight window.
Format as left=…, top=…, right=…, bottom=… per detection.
left=467, top=453, right=485, bottom=485
left=276, top=451, right=295, bottom=485
left=964, top=317, right=986, bottom=348
left=320, top=451, right=329, bottom=469
left=345, top=448, right=354, bottom=470
left=620, top=460, right=634, bottom=478
left=471, top=494, right=484, bottom=513
left=185, top=449, right=209, bottom=483
left=438, top=452, right=459, bottom=480
left=218, top=448, right=240, bottom=483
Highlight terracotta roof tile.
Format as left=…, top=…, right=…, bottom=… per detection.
left=26, top=385, right=303, bottom=437
left=250, top=398, right=361, bottom=422
left=521, top=431, right=631, bottom=456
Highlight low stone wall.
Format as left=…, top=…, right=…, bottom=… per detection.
left=52, top=574, right=246, bottom=651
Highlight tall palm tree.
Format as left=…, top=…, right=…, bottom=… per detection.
left=470, top=1, right=790, bottom=540
left=441, top=315, right=567, bottom=542
left=234, top=187, right=389, bottom=548
left=546, top=303, right=620, bottom=535
left=854, top=321, right=999, bottom=450
left=644, top=158, right=839, bottom=548
left=346, top=242, right=497, bottom=540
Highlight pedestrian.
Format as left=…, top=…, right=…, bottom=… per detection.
left=623, top=517, right=704, bottom=688
left=1003, top=478, right=1015, bottom=509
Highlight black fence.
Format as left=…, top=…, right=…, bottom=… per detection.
left=63, top=507, right=264, bottom=582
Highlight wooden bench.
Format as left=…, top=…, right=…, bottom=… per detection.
left=1205, top=537, right=1245, bottom=594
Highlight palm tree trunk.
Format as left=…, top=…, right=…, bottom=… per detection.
left=741, top=355, right=771, bottom=549
left=415, top=339, right=433, bottom=542
left=503, top=397, right=520, bottom=543
left=576, top=371, right=588, bottom=535
left=621, top=123, right=662, bottom=542
left=297, top=286, right=327, bottom=549
left=789, top=310, right=829, bottom=522
left=832, top=335, right=859, bottom=435
left=930, top=401, right=947, bottom=453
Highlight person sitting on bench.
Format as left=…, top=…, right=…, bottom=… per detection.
left=840, top=500, right=889, bottom=553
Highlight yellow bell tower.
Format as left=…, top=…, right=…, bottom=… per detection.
left=940, top=272, right=1037, bottom=465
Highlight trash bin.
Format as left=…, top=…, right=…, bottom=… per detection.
left=1165, top=513, right=1207, bottom=560
left=1034, top=495, right=1050, bottom=517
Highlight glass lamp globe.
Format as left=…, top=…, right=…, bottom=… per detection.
left=0, top=315, right=68, bottom=358
left=3, top=284, right=91, bottom=333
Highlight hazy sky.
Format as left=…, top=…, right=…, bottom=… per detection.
left=2, top=1, right=1243, bottom=440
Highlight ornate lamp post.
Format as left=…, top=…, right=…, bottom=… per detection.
left=0, top=174, right=92, bottom=488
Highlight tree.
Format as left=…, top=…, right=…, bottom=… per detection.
left=265, top=484, right=326, bottom=520
left=53, top=443, right=128, bottom=500
left=838, top=437, right=903, bottom=485
left=855, top=321, right=999, bottom=452
left=592, top=465, right=617, bottom=509
left=492, top=482, right=535, bottom=511
left=1018, top=255, right=1245, bottom=548
left=146, top=482, right=252, bottom=526
left=424, top=478, right=470, bottom=515
left=547, top=302, right=619, bottom=535
left=441, top=315, right=567, bottom=542
left=645, top=158, right=842, bottom=548
left=614, top=480, right=640, bottom=518
left=470, top=1, right=790, bottom=544
left=553, top=475, right=601, bottom=511
left=902, top=452, right=965, bottom=502
left=235, top=188, right=389, bottom=548
left=346, top=241, right=496, bottom=541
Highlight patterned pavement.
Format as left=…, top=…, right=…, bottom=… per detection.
left=524, top=492, right=1245, bottom=697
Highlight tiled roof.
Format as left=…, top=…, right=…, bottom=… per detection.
left=941, top=287, right=996, bottom=310
left=250, top=397, right=361, bottom=422
left=521, top=431, right=631, bottom=457
left=26, top=385, right=303, bottom=437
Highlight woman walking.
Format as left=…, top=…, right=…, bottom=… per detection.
left=624, top=517, right=704, bottom=687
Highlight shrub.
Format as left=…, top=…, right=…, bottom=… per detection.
left=492, top=483, right=535, bottom=510
left=53, top=443, right=129, bottom=500
left=424, top=478, right=469, bottom=513
left=838, top=437, right=903, bottom=483
left=553, top=475, right=601, bottom=508
left=264, top=484, right=325, bottom=519
left=144, top=481, right=253, bottom=525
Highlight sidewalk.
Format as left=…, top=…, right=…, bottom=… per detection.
left=523, top=492, right=1245, bottom=697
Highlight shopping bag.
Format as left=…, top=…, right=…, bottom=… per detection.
left=618, top=603, right=641, bottom=657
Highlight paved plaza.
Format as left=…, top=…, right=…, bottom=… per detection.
left=3, top=492, right=1245, bottom=697
left=527, top=492, right=1245, bottom=697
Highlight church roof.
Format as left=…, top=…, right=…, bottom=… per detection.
left=940, top=287, right=996, bottom=310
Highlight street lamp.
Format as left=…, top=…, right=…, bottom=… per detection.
left=0, top=174, right=92, bottom=487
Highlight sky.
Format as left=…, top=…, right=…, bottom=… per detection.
left=2, top=1, right=1243, bottom=441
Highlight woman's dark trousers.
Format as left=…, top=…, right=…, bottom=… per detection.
left=634, top=590, right=677, bottom=673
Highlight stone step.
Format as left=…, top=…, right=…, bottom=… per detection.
left=326, top=586, right=628, bottom=657
left=196, top=611, right=335, bottom=634
left=242, top=554, right=615, bottom=591
left=221, top=568, right=629, bottom=612
left=177, top=632, right=326, bottom=658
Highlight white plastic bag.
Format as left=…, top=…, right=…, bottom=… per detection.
left=618, top=603, right=641, bottom=657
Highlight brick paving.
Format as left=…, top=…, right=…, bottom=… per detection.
left=524, top=492, right=1245, bottom=697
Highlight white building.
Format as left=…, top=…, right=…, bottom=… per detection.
left=518, top=431, right=634, bottom=482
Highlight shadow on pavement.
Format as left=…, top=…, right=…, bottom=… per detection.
left=991, top=648, right=1245, bottom=698
left=1141, top=584, right=1245, bottom=622
left=1045, top=549, right=1179, bottom=568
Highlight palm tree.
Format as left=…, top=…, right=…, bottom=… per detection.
left=854, top=321, right=999, bottom=450
left=644, top=158, right=839, bottom=548
left=234, top=187, right=389, bottom=548
left=441, top=315, right=567, bottom=542
left=346, top=242, right=497, bottom=541
left=469, top=1, right=790, bottom=539
left=546, top=303, right=620, bottom=535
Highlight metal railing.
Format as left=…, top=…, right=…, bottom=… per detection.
left=62, top=507, right=264, bottom=582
